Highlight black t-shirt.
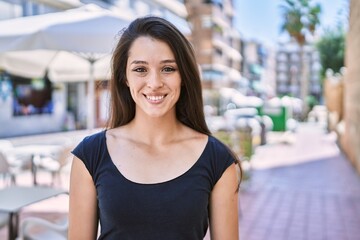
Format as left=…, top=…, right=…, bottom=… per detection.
left=72, top=130, right=235, bottom=240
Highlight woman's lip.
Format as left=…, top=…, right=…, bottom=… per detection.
left=144, top=94, right=167, bottom=102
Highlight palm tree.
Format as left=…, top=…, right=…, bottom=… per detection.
left=280, top=0, right=321, bottom=119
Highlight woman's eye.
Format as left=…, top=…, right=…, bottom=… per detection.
left=163, top=67, right=176, bottom=72
left=133, top=67, right=146, bottom=73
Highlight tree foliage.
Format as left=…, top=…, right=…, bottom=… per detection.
left=316, top=27, right=345, bottom=79
left=280, top=0, right=322, bottom=45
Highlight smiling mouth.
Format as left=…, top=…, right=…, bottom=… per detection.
left=145, top=94, right=166, bottom=102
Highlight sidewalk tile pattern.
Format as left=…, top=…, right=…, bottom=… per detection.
left=237, top=124, right=360, bottom=240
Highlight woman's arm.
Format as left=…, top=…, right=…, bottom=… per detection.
left=209, top=163, right=240, bottom=240
left=68, top=157, right=98, bottom=240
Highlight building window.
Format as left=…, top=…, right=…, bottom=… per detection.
left=203, top=0, right=223, bottom=8
left=212, top=23, right=223, bottom=34
left=201, top=16, right=212, bottom=28
left=215, top=47, right=222, bottom=56
left=202, top=69, right=224, bottom=82
left=11, top=74, right=53, bottom=116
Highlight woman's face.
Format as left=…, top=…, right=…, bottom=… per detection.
left=126, top=36, right=181, bottom=119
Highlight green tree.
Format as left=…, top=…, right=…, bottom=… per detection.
left=316, top=28, right=345, bottom=80
left=280, top=0, right=321, bottom=119
left=280, top=0, right=321, bottom=45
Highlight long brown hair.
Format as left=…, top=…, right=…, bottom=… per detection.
left=107, top=16, right=210, bottom=135
left=107, top=16, right=242, bottom=185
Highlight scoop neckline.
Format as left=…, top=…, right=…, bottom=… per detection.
left=103, top=130, right=210, bottom=186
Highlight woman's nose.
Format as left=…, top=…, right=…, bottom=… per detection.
left=147, top=72, right=164, bottom=89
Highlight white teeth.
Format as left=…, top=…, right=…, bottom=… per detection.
left=146, top=95, right=164, bottom=101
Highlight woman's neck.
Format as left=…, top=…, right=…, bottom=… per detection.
left=127, top=113, right=182, bottom=145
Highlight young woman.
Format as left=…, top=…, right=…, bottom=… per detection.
left=69, top=16, right=240, bottom=240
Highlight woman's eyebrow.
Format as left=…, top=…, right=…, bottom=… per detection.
left=130, top=59, right=176, bottom=65
left=130, top=60, right=148, bottom=65
left=160, top=59, right=176, bottom=64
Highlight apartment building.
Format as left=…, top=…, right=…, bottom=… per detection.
left=275, top=42, right=322, bottom=103
left=185, top=0, right=242, bottom=90
left=239, top=40, right=277, bottom=97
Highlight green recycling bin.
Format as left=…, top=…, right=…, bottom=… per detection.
left=260, top=105, right=288, bottom=131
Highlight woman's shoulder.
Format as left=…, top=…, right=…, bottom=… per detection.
left=177, top=126, right=230, bottom=158
left=72, top=130, right=106, bottom=154
left=177, top=126, right=209, bottom=150
left=206, top=135, right=238, bottom=163
left=81, top=129, right=107, bottom=145
left=208, top=135, right=230, bottom=152
left=72, top=129, right=109, bottom=177
left=198, top=134, right=237, bottom=186
left=71, top=130, right=106, bottom=162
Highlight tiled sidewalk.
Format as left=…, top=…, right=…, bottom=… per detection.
left=238, top=123, right=360, bottom=240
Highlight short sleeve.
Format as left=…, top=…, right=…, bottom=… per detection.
left=208, top=136, right=236, bottom=186
left=71, top=130, right=106, bottom=179
left=71, top=139, right=85, bottom=162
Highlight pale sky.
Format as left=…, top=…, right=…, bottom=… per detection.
left=233, top=0, right=349, bottom=46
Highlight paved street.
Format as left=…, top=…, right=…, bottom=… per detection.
left=237, top=123, right=360, bottom=240
left=1, top=123, right=360, bottom=239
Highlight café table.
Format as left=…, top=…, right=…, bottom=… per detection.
left=0, top=186, right=68, bottom=240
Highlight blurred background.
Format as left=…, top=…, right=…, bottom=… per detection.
left=0, top=0, right=351, bottom=154
left=0, top=0, right=359, bottom=240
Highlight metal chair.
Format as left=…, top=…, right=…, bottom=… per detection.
left=16, top=216, right=68, bottom=240
left=0, top=144, right=32, bottom=234
left=0, top=151, right=17, bottom=186
left=0, top=152, right=12, bottom=233
left=33, top=145, right=73, bottom=186
left=0, top=144, right=16, bottom=236
left=0, top=140, right=32, bottom=185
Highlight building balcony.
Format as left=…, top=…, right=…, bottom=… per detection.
left=277, top=53, right=288, bottom=62
left=277, top=73, right=288, bottom=83
left=213, top=39, right=241, bottom=61
left=277, top=63, right=288, bottom=72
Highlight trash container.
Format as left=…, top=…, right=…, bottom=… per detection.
left=260, top=105, right=288, bottom=131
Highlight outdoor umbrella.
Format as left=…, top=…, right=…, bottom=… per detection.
left=0, top=4, right=131, bottom=129
left=0, top=50, right=111, bottom=82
